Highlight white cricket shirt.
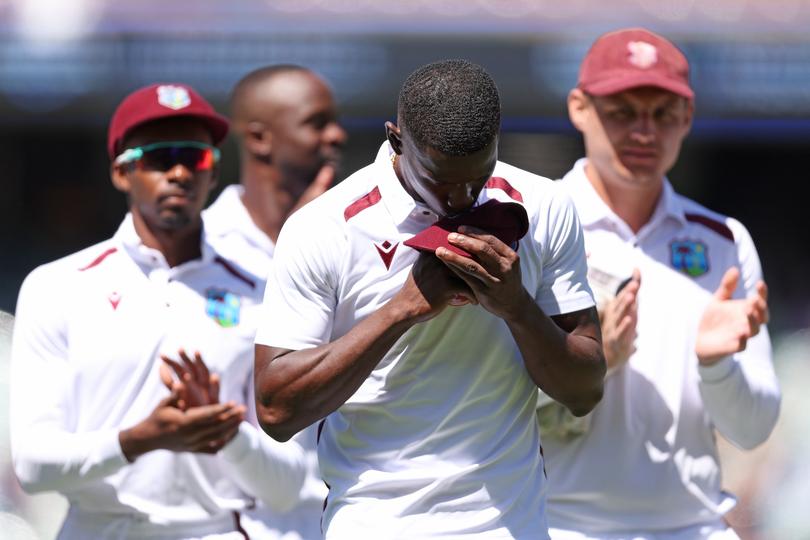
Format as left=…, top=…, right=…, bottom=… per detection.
left=256, top=142, right=595, bottom=539
left=205, top=184, right=329, bottom=540
left=543, top=159, right=781, bottom=534
left=10, top=215, right=306, bottom=540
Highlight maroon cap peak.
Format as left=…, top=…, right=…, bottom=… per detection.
left=107, top=83, right=229, bottom=158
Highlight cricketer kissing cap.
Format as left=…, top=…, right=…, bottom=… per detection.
left=404, top=199, right=530, bottom=258
left=107, top=83, right=229, bottom=158
left=578, top=27, right=693, bottom=100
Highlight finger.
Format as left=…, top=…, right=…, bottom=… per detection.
left=715, top=267, right=740, bottom=300
left=292, top=165, right=334, bottom=213
left=193, top=351, right=211, bottom=387
left=178, top=349, right=199, bottom=383
left=615, top=314, right=636, bottom=340
left=186, top=415, right=244, bottom=446
left=161, top=355, right=188, bottom=382
left=447, top=232, right=506, bottom=275
left=456, top=226, right=515, bottom=258
left=755, top=280, right=768, bottom=303
left=436, top=246, right=497, bottom=285
left=159, top=362, right=175, bottom=390
left=209, top=373, right=221, bottom=404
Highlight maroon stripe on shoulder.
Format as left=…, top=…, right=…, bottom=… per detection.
left=485, top=177, right=523, bottom=202
left=214, top=256, right=256, bottom=289
left=685, top=213, right=734, bottom=242
left=344, top=186, right=382, bottom=221
left=78, top=247, right=118, bottom=271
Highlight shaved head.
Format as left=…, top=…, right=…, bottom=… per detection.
left=230, top=65, right=311, bottom=128
left=230, top=65, right=346, bottom=194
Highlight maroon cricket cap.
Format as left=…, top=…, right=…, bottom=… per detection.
left=578, top=27, right=693, bottom=100
left=107, top=83, right=229, bottom=158
left=404, top=200, right=530, bottom=258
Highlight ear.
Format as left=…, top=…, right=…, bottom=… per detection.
left=385, top=121, right=403, bottom=155
left=111, top=164, right=131, bottom=194
left=244, top=121, right=272, bottom=158
left=567, top=88, right=590, bottom=133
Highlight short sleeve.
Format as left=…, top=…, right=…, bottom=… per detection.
left=535, top=186, right=595, bottom=316
left=254, top=208, right=344, bottom=351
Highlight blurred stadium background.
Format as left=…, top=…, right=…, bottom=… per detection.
left=1, top=1, right=809, bottom=539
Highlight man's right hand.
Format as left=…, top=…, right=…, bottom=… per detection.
left=392, top=252, right=477, bottom=323
left=119, top=389, right=245, bottom=462
left=600, top=269, right=641, bottom=373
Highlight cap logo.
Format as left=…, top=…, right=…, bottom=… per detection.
left=156, top=85, right=192, bottom=110
left=627, top=41, right=658, bottom=69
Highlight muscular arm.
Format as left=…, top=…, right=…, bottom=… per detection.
left=508, top=301, right=605, bottom=416
left=438, top=227, right=605, bottom=416
left=255, top=253, right=475, bottom=442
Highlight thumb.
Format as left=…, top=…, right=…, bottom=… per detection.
left=292, top=165, right=335, bottom=213
left=714, top=267, right=740, bottom=300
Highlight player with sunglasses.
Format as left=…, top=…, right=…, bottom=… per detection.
left=10, top=83, right=307, bottom=539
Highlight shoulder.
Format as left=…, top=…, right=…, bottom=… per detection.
left=284, top=164, right=381, bottom=236
left=17, top=238, right=119, bottom=306
left=678, top=195, right=748, bottom=245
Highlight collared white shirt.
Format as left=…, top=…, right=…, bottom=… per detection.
left=206, top=184, right=329, bottom=540
left=10, top=215, right=306, bottom=540
left=542, top=159, right=781, bottom=535
left=205, top=184, right=276, bottom=279
left=256, top=142, right=595, bottom=539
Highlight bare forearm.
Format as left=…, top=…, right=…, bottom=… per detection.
left=255, top=300, right=420, bottom=441
left=506, top=295, right=605, bottom=416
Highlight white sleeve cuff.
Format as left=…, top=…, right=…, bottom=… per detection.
left=219, top=422, right=254, bottom=464
left=698, top=355, right=736, bottom=383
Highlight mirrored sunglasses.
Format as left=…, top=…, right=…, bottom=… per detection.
left=114, top=141, right=220, bottom=172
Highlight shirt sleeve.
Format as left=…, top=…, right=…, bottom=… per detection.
left=219, top=421, right=307, bottom=513
left=534, top=185, right=595, bottom=316
left=254, top=207, right=343, bottom=350
left=698, top=220, right=781, bottom=450
left=10, top=267, right=129, bottom=494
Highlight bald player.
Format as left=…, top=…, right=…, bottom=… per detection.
left=204, top=65, right=347, bottom=540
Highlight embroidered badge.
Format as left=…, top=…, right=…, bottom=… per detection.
left=670, top=240, right=709, bottom=277
left=627, top=41, right=658, bottom=69
left=205, top=288, right=241, bottom=328
left=156, top=85, right=191, bottom=110
left=374, top=241, right=399, bottom=270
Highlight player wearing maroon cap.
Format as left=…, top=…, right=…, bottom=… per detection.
left=538, top=28, right=780, bottom=540
left=10, top=83, right=306, bottom=539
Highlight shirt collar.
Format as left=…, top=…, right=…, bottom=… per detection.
left=375, top=141, right=437, bottom=224
left=114, top=213, right=215, bottom=271
left=204, top=184, right=275, bottom=254
left=563, top=158, right=687, bottom=230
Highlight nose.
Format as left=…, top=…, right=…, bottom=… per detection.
left=630, top=114, right=655, bottom=144
left=166, top=163, right=194, bottom=182
left=324, top=122, right=347, bottom=149
left=445, top=184, right=476, bottom=213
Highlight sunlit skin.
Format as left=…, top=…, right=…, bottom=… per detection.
left=253, top=121, right=605, bottom=442
left=233, top=70, right=347, bottom=242
left=111, top=118, right=218, bottom=267
left=568, top=86, right=693, bottom=232
left=569, top=85, right=768, bottom=370
left=385, top=121, right=497, bottom=218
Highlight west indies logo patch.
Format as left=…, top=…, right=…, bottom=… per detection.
left=205, top=288, right=241, bottom=328
left=670, top=240, right=709, bottom=277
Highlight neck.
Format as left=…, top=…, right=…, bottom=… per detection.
left=131, top=211, right=202, bottom=268
left=240, top=158, right=296, bottom=244
left=583, top=161, right=663, bottom=234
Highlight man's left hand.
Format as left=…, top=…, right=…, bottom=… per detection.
left=437, top=225, right=530, bottom=321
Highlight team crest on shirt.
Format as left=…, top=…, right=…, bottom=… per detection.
left=205, top=288, right=241, bottom=327
left=670, top=240, right=709, bottom=277
left=156, top=85, right=191, bottom=110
